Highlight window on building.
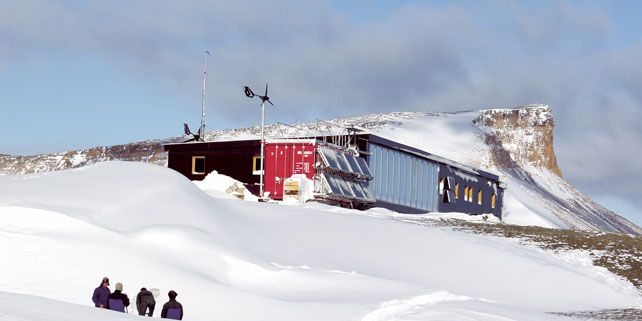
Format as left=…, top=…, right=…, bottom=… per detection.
left=252, top=156, right=263, bottom=175
left=192, top=156, right=206, bottom=175
left=478, top=190, right=483, bottom=205
left=446, top=177, right=454, bottom=190
left=464, top=186, right=468, bottom=201
left=443, top=190, right=452, bottom=203
left=455, top=183, right=460, bottom=199
left=439, top=178, right=444, bottom=195
left=468, top=187, right=473, bottom=202
left=491, top=193, right=496, bottom=209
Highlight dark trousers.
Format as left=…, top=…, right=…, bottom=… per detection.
left=138, top=304, right=155, bottom=316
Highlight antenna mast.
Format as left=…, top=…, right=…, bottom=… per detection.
left=199, top=50, right=210, bottom=141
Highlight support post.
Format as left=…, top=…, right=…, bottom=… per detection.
left=259, top=100, right=266, bottom=198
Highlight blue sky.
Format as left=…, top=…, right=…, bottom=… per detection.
left=0, top=0, right=641, bottom=226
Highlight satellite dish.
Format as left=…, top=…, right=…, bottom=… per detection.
left=183, top=123, right=201, bottom=143
left=347, top=146, right=360, bottom=157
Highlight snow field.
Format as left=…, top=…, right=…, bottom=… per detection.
left=0, top=162, right=640, bottom=321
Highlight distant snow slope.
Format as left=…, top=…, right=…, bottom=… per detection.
left=0, top=162, right=639, bottom=320
left=0, top=105, right=639, bottom=235
left=355, top=109, right=575, bottom=229
left=294, top=106, right=640, bottom=234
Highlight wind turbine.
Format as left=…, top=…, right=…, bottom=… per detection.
left=243, top=83, right=274, bottom=199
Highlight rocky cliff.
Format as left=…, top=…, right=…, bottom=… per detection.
left=471, top=105, right=641, bottom=235
left=473, top=105, right=562, bottom=176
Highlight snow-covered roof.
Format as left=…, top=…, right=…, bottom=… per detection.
left=164, top=134, right=502, bottom=183
left=362, top=134, right=501, bottom=183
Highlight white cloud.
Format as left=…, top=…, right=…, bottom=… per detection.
left=1, top=0, right=640, bottom=220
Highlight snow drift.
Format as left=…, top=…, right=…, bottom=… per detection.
left=0, top=161, right=639, bottom=320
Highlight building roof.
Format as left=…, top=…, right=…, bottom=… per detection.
left=361, top=134, right=500, bottom=182
left=163, top=139, right=261, bottom=151
left=163, top=134, right=501, bottom=183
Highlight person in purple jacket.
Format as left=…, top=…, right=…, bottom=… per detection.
left=161, top=290, right=183, bottom=320
left=92, top=277, right=111, bottom=308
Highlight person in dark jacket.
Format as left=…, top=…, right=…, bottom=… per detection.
left=161, top=290, right=183, bottom=320
left=106, top=282, right=130, bottom=313
left=92, top=277, right=111, bottom=308
left=136, top=287, right=156, bottom=316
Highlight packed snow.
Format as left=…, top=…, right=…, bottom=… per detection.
left=0, top=161, right=639, bottom=321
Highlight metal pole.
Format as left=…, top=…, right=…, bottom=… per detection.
left=200, top=51, right=210, bottom=140
left=260, top=100, right=266, bottom=198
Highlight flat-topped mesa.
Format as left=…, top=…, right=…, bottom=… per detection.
left=473, top=104, right=563, bottom=177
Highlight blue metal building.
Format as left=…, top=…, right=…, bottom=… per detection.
left=361, top=134, right=504, bottom=218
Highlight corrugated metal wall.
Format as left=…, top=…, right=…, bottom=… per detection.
left=368, top=143, right=439, bottom=212
left=264, top=142, right=316, bottom=200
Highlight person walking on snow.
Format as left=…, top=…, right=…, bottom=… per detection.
left=136, top=287, right=156, bottom=316
left=92, top=277, right=111, bottom=308
left=161, top=290, right=183, bottom=320
left=106, top=282, right=130, bottom=313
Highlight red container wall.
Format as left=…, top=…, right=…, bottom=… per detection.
left=264, top=142, right=316, bottom=200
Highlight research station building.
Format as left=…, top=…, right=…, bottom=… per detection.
left=164, top=133, right=504, bottom=218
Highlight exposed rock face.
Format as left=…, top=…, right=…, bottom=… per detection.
left=473, top=104, right=562, bottom=176
left=0, top=141, right=169, bottom=175
left=472, top=105, right=641, bottom=235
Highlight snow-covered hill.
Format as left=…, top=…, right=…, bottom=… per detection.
left=0, top=162, right=640, bottom=321
left=341, top=105, right=641, bottom=235
left=0, top=105, right=639, bottom=235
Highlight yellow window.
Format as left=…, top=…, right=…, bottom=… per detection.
left=455, top=183, right=459, bottom=199
left=478, top=190, right=483, bottom=205
left=468, top=187, right=473, bottom=202
left=491, top=193, right=496, bottom=209
left=192, top=156, right=206, bottom=175
left=252, top=156, right=265, bottom=175
left=252, top=156, right=263, bottom=172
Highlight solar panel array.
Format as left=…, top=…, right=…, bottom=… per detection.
left=318, top=147, right=373, bottom=180
left=318, top=146, right=375, bottom=203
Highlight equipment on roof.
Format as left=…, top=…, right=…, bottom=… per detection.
left=243, top=82, right=275, bottom=199
left=182, top=51, right=210, bottom=143
left=183, top=123, right=201, bottom=143
left=244, top=83, right=273, bottom=106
